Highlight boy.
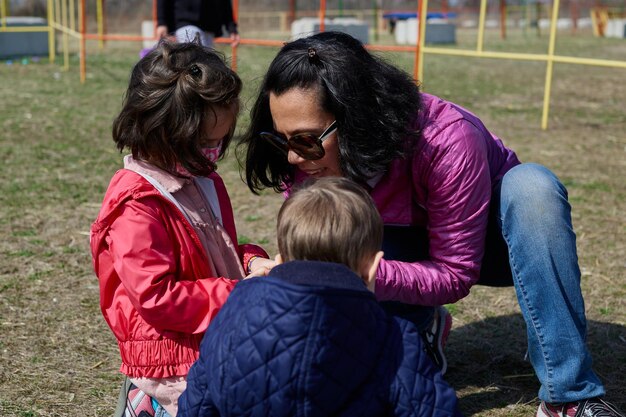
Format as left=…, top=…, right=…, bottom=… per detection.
left=178, top=177, right=463, bottom=417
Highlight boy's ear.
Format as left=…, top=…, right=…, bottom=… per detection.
left=362, top=251, right=384, bottom=292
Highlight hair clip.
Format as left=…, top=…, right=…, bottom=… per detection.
left=307, top=47, right=320, bottom=64
left=190, top=64, right=202, bottom=77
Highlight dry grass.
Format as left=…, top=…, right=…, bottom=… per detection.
left=0, top=29, right=624, bottom=416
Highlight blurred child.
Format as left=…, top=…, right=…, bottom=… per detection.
left=90, top=40, right=270, bottom=417
left=178, top=177, right=464, bottom=417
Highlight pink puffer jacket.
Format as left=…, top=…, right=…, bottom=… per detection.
left=371, top=93, right=520, bottom=306
left=91, top=169, right=266, bottom=378
left=290, top=94, right=520, bottom=306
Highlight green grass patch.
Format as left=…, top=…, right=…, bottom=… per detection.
left=0, top=30, right=624, bottom=417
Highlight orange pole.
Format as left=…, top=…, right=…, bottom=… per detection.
left=413, top=0, right=423, bottom=82
left=231, top=44, right=237, bottom=72
left=500, top=0, right=506, bottom=39
left=367, top=43, right=415, bottom=52
left=152, top=0, right=157, bottom=37
left=570, top=0, right=578, bottom=34
left=103, top=0, right=107, bottom=47
left=231, top=0, right=238, bottom=71
left=215, top=37, right=285, bottom=47
left=319, top=0, right=326, bottom=31
left=85, top=33, right=159, bottom=41
left=289, top=0, right=296, bottom=26
left=216, top=39, right=415, bottom=49
left=80, top=0, right=86, bottom=83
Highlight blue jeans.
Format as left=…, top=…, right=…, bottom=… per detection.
left=380, top=163, right=605, bottom=403
left=496, top=163, right=604, bottom=403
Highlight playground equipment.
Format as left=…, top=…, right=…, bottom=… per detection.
left=292, top=17, right=370, bottom=43
left=388, top=13, right=457, bottom=45
left=591, top=6, right=626, bottom=37
left=0, top=16, right=49, bottom=59
left=1, top=0, right=625, bottom=130
left=0, top=0, right=54, bottom=61
left=604, top=17, right=626, bottom=38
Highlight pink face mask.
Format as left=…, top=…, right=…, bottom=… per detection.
left=175, top=143, right=223, bottom=177
left=201, top=143, right=222, bottom=164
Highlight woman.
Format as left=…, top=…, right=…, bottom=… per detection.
left=239, top=32, right=623, bottom=417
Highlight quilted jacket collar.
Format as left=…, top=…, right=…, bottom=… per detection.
left=270, top=260, right=369, bottom=292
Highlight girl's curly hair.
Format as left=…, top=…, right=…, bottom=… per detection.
left=113, top=39, right=242, bottom=176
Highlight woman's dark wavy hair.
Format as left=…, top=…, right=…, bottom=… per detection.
left=113, top=39, right=242, bottom=176
left=239, top=31, right=421, bottom=194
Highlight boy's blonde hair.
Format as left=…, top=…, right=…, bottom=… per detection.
left=277, top=177, right=383, bottom=272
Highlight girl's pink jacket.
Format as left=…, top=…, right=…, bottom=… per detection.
left=90, top=169, right=264, bottom=378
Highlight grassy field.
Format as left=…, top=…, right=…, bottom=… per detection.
left=0, top=29, right=624, bottom=416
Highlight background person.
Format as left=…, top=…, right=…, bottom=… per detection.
left=239, top=31, right=624, bottom=417
left=178, top=177, right=464, bottom=417
left=156, top=0, right=240, bottom=47
left=90, top=40, right=269, bottom=417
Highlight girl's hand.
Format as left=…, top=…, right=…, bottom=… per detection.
left=245, top=257, right=278, bottom=279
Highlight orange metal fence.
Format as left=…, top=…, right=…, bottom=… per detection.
left=1, top=0, right=625, bottom=128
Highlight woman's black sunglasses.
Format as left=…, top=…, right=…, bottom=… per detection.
left=259, top=121, right=337, bottom=160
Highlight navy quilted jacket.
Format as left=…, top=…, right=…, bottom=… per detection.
left=178, top=261, right=463, bottom=417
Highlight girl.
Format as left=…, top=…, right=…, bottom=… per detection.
left=90, top=40, right=269, bottom=417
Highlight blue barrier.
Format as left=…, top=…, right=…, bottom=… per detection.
left=383, top=12, right=458, bottom=21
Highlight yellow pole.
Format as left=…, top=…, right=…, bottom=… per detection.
left=1, top=0, right=7, bottom=29
left=413, top=0, right=422, bottom=82
left=97, top=0, right=104, bottom=49
left=477, top=0, right=488, bottom=52
left=55, top=0, right=61, bottom=29
left=541, top=0, right=560, bottom=130
left=48, top=0, right=56, bottom=63
left=69, top=0, right=75, bottom=31
left=79, top=0, right=85, bottom=83
left=61, top=0, right=69, bottom=70
left=417, top=0, right=428, bottom=82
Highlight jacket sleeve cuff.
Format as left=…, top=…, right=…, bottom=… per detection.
left=241, top=244, right=269, bottom=274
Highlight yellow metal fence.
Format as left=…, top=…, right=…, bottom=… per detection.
left=1, top=0, right=625, bottom=129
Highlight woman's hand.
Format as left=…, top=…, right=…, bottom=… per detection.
left=155, top=25, right=168, bottom=40
left=230, top=33, right=241, bottom=47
